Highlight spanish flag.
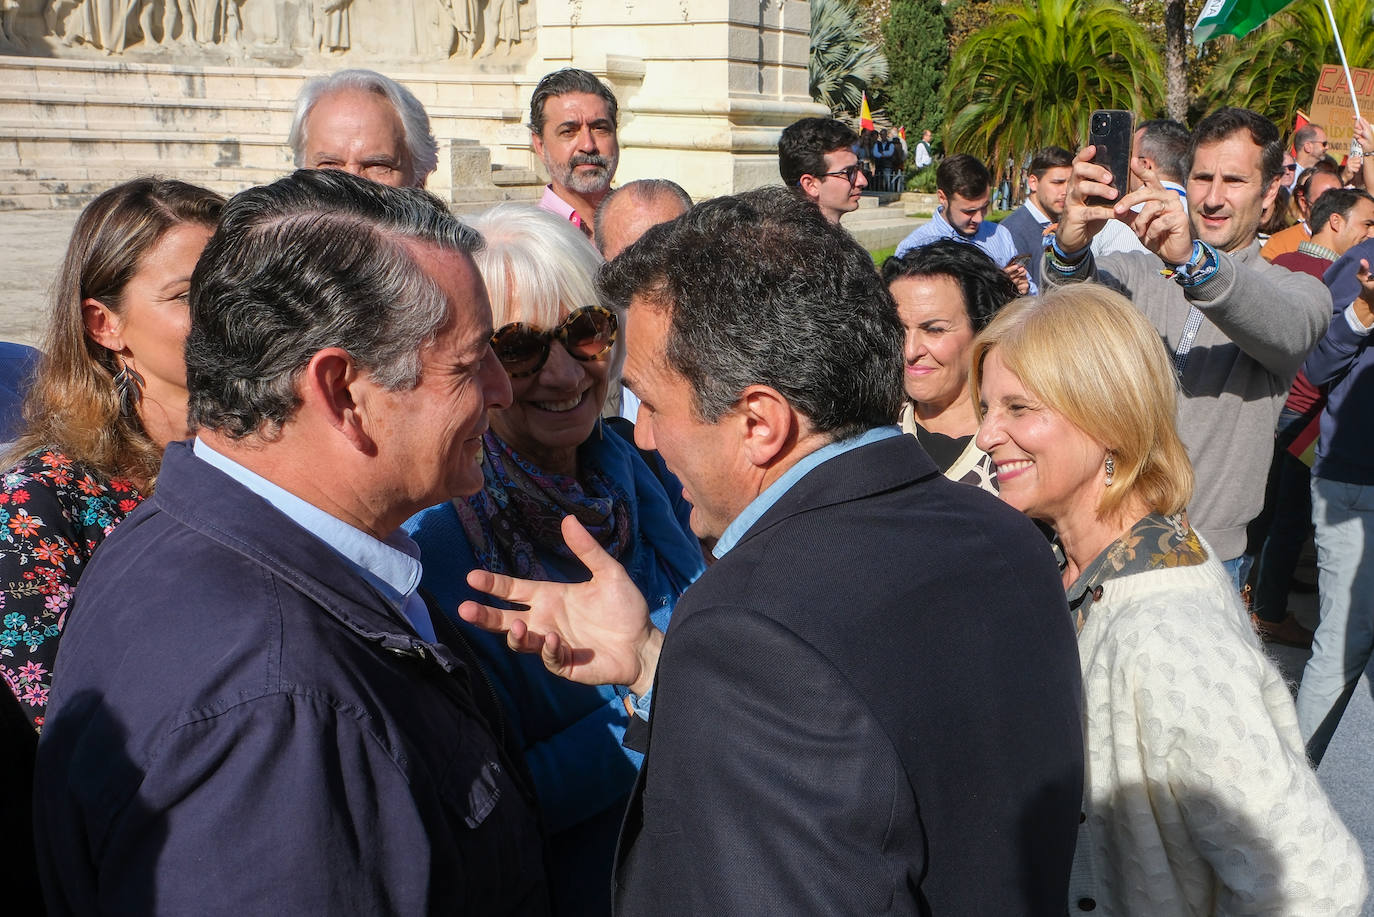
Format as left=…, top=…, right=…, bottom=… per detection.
left=860, top=93, right=875, bottom=131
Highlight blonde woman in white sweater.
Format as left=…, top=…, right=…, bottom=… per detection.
left=971, top=283, right=1366, bottom=916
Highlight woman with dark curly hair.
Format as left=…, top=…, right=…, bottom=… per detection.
left=882, top=239, right=1018, bottom=491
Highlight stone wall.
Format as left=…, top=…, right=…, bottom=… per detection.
left=0, top=0, right=825, bottom=208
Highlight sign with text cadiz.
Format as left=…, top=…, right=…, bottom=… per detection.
left=1310, top=65, right=1374, bottom=148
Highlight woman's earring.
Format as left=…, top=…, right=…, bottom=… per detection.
left=114, top=362, right=145, bottom=418
left=1104, top=452, right=1115, bottom=487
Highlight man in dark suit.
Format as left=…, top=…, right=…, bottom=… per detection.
left=462, top=186, right=1084, bottom=915
left=1000, top=146, right=1073, bottom=289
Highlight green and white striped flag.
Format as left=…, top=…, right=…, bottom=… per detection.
left=1192, top=0, right=1296, bottom=45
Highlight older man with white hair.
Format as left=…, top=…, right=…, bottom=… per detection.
left=288, top=68, right=439, bottom=189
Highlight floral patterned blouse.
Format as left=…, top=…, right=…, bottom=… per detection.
left=1064, top=512, right=1208, bottom=632
left=0, top=448, right=143, bottom=730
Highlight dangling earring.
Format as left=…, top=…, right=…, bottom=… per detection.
left=113, top=362, right=145, bottom=418
left=1104, top=451, right=1116, bottom=487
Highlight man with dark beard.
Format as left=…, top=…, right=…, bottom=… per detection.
left=530, top=68, right=620, bottom=239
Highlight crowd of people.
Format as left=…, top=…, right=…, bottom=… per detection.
left=0, top=64, right=1370, bottom=916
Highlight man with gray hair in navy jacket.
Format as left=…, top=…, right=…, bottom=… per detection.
left=34, top=170, right=549, bottom=915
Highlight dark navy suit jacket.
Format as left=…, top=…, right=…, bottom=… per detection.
left=35, top=443, right=549, bottom=915
left=614, top=434, right=1084, bottom=915
left=1000, top=203, right=1051, bottom=289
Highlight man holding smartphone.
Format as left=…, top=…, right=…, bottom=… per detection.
left=1045, top=107, right=1332, bottom=587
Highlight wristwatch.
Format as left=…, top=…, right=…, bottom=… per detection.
left=1162, top=239, right=1219, bottom=287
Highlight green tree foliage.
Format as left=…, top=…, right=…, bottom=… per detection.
left=882, top=0, right=949, bottom=137
left=1202, top=0, right=1374, bottom=127
left=946, top=0, right=998, bottom=48
left=810, top=0, right=890, bottom=117
left=944, top=0, right=1164, bottom=166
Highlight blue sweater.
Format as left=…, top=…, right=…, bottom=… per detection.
left=403, top=426, right=703, bottom=912
left=1310, top=243, right=1374, bottom=485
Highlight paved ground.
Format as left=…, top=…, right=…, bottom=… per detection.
left=0, top=209, right=80, bottom=349
left=0, top=206, right=1369, bottom=909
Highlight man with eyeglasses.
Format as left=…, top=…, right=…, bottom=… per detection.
left=778, top=117, right=869, bottom=225
left=1292, top=121, right=1329, bottom=189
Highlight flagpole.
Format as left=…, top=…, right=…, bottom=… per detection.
left=1321, top=0, right=1361, bottom=120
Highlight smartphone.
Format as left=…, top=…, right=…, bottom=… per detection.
left=1087, top=109, right=1134, bottom=207
left=1009, top=253, right=1032, bottom=268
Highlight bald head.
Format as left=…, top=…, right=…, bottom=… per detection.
left=594, top=179, right=693, bottom=259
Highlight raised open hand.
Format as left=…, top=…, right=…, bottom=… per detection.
left=459, top=515, right=662, bottom=695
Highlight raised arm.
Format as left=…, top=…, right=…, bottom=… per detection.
left=1304, top=259, right=1374, bottom=388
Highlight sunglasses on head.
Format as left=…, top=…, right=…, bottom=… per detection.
left=490, top=305, right=618, bottom=378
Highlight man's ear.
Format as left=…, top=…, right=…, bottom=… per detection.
left=797, top=174, right=822, bottom=203
left=82, top=298, right=125, bottom=353
left=530, top=129, right=546, bottom=160
left=735, top=384, right=799, bottom=469
left=300, top=347, right=374, bottom=454
left=937, top=189, right=949, bottom=211
left=1261, top=173, right=1283, bottom=216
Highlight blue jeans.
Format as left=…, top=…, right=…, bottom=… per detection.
left=1219, top=555, right=1251, bottom=592
left=1296, top=476, right=1374, bottom=764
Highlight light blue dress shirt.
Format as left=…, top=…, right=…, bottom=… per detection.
left=193, top=437, right=436, bottom=642
left=628, top=424, right=903, bottom=719
left=713, top=424, right=904, bottom=557
left=894, top=208, right=1038, bottom=294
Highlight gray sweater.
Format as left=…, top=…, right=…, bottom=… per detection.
left=1044, top=241, right=1331, bottom=561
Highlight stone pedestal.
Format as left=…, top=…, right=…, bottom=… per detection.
left=0, top=0, right=822, bottom=208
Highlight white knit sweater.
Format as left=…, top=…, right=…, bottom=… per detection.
left=1067, top=555, right=1367, bottom=915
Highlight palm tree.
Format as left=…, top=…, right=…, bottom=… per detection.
left=810, top=0, right=890, bottom=117
left=943, top=0, right=1163, bottom=167
left=1203, top=0, right=1374, bottom=127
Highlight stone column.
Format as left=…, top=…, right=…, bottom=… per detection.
left=528, top=0, right=826, bottom=198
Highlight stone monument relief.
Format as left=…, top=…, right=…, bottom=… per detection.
left=0, top=0, right=536, bottom=64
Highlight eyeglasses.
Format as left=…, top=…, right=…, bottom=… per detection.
left=1284, top=163, right=1297, bottom=171
left=490, top=305, right=618, bottom=378
left=816, top=164, right=864, bottom=186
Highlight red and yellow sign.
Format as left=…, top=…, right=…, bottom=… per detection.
left=1310, top=64, right=1374, bottom=147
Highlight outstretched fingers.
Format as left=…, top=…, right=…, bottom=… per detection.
left=457, top=597, right=528, bottom=636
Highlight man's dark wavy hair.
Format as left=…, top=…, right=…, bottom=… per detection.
left=1191, top=107, right=1284, bottom=188
left=778, top=117, right=859, bottom=186
left=600, top=186, right=903, bottom=439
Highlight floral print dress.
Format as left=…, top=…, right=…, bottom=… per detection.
left=0, top=448, right=143, bottom=730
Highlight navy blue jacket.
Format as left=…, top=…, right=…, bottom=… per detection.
left=614, top=434, right=1084, bottom=915
left=1315, top=242, right=1374, bottom=485
left=1000, top=203, right=1050, bottom=289
left=34, top=442, right=549, bottom=915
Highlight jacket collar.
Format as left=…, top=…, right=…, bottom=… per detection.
left=733, top=433, right=940, bottom=550
left=153, top=441, right=463, bottom=671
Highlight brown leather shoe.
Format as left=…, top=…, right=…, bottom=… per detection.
left=1251, top=612, right=1314, bottom=649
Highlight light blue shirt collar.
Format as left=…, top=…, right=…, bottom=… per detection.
left=712, top=425, right=902, bottom=559
left=192, top=437, right=435, bottom=642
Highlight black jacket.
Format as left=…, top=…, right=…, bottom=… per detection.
left=615, top=434, right=1084, bottom=915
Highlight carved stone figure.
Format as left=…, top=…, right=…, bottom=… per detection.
left=315, top=0, right=348, bottom=52
left=1, top=0, right=21, bottom=46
